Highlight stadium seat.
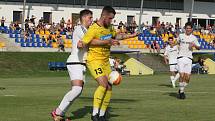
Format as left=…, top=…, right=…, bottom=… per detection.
left=20, top=38, right=25, bottom=43
left=20, top=42, right=26, bottom=47
left=15, top=38, right=19, bottom=43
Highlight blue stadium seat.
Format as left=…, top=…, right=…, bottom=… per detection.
left=36, top=34, right=40, bottom=39
left=36, top=42, right=42, bottom=47
left=31, top=43, right=36, bottom=47
left=42, top=42, right=47, bottom=47
left=26, top=42, right=32, bottom=47
left=9, top=33, right=14, bottom=38
left=26, top=39, right=31, bottom=43
left=20, top=38, right=25, bottom=43
left=20, top=42, right=26, bottom=47
left=15, top=38, right=19, bottom=43
left=36, top=38, right=41, bottom=43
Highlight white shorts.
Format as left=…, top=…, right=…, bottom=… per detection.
left=169, top=64, right=178, bottom=72
left=67, top=64, right=86, bottom=82
left=177, top=57, right=192, bottom=74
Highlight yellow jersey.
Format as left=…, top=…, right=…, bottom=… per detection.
left=82, top=23, right=116, bottom=62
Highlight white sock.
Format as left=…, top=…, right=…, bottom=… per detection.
left=99, top=109, right=106, bottom=116
left=179, top=82, right=185, bottom=93
left=174, top=73, right=180, bottom=82
left=170, top=76, right=174, bottom=82
left=56, top=86, right=83, bottom=116
left=92, top=107, right=99, bottom=116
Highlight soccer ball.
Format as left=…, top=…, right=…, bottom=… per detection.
left=108, top=71, right=122, bottom=85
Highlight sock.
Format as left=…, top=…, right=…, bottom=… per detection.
left=179, top=82, right=185, bottom=93
left=174, top=73, right=180, bottom=82
left=56, top=86, right=83, bottom=116
left=100, top=90, right=112, bottom=116
left=170, top=76, right=174, bottom=82
left=92, top=86, right=106, bottom=116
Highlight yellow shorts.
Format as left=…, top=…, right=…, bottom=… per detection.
left=87, top=60, right=111, bottom=79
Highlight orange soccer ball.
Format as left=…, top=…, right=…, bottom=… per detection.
left=108, top=71, right=122, bottom=85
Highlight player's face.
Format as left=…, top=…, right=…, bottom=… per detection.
left=169, top=39, right=174, bottom=45
left=185, top=25, right=193, bottom=35
left=83, top=14, right=93, bottom=27
left=103, top=13, right=115, bottom=28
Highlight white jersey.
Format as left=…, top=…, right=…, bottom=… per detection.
left=67, top=25, right=87, bottom=63
left=177, top=33, right=200, bottom=59
left=164, top=45, right=178, bottom=65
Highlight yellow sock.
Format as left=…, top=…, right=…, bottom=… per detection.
left=93, top=86, right=106, bottom=109
left=100, top=90, right=112, bottom=115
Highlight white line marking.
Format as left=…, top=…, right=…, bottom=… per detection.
left=4, top=95, right=16, bottom=97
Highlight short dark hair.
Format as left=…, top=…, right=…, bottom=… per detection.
left=80, top=9, right=93, bottom=20
left=185, top=22, right=193, bottom=28
left=102, top=6, right=116, bottom=15
left=168, top=37, right=174, bottom=40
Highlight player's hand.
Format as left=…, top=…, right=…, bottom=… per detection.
left=189, top=42, right=195, bottom=50
left=131, top=32, right=140, bottom=37
left=77, top=40, right=84, bottom=48
left=111, top=39, right=120, bottom=46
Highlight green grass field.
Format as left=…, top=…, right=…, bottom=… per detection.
left=1, top=74, right=215, bottom=121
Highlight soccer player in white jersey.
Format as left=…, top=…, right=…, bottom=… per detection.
left=164, top=37, right=180, bottom=88
left=51, top=9, right=93, bottom=121
left=177, top=22, right=200, bottom=99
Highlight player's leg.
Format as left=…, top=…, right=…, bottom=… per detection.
left=52, top=65, right=85, bottom=120
left=170, top=71, right=176, bottom=88
left=177, top=58, right=186, bottom=99
left=181, top=60, right=192, bottom=98
left=99, top=62, right=112, bottom=118
left=87, top=61, right=111, bottom=121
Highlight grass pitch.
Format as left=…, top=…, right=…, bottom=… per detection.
left=0, top=74, right=215, bottom=121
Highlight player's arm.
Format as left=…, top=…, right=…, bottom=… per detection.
left=90, top=39, right=119, bottom=46
left=189, top=38, right=200, bottom=50
left=115, top=32, right=139, bottom=40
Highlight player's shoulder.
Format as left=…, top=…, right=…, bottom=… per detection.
left=165, top=45, right=170, bottom=50
left=190, top=34, right=197, bottom=39
left=73, top=25, right=82, bottom=32
left=89, top=22, right=100, bottom=29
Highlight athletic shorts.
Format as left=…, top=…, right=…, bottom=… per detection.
left=67, top=64, right=86, bottom=82
left=177, top=57, right=192, bottom=74
left=169, top=64, right=178, bottom=72
left=87, top=60, right=111, bottom=79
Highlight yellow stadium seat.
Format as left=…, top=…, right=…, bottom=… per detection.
left=40, top=30, right=45, bottom=35
left=35, top=31, right=39, bottom=35
left=131, top=40, right=135, bottom=45
left=45, top=31, right=50, bottom=35
left=67, top=44, right=72, bottom=48
left=140, top=41, right=144, bottom=45
left=127, top=40, right=131, bottom=45
left=128, top=45, right=133, bottom=48
left=64, top=44, right=68, bottom=48
left=62, top=35, right=66, bottom=40
left=52, top=43, right=58, bottom=48
left=133, top=45, right=138, bottom=48
left=122, top=40, right=127, bottom=45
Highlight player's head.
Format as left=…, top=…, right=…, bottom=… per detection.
left=168, top=37, right=174, bottom=45
left=101, top=6, right=116, bottom=28
left=185, top=22, right=193, bottom=35
left=80, top=9, right=93, bottom=27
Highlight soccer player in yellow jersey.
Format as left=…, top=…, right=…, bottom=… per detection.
left=80, top=6, right=138, bottom=121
